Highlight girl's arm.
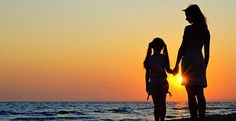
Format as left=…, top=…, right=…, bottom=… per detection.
left=165, top=57, right=173, bottom=74
left=164, top=46, right=173, bottom=74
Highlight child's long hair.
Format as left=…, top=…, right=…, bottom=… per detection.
left=143, top=38, right=168, bottom=71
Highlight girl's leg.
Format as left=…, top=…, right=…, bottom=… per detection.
left=159, top=93, right=167, bottom=121
left=152, top=95, right=160, bottom=121
left=196, top=87, right=206, bottom=121
left=185, top=86, right=198, bottom=121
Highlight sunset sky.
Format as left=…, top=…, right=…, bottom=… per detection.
left=0, top=0, right=236, bottom=102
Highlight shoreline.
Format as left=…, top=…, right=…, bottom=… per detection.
left=167, top=113, right=236, bottom=121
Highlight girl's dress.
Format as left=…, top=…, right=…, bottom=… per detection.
left=149, top=54, right=169, bottom=95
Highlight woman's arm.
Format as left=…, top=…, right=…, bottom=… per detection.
left=174, top=26, right=189, bottom=73
left=204, top=30, right=210, bottom=68
left=174, top=45, right=183, bottom=71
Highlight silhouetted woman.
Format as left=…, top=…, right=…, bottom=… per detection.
left=144, top=38, right=173, bottom=121
left=173, top=4, right=210, bottom=121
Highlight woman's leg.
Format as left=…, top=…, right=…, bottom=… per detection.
left=185, top=86, right=198, bottom=121
left=196, top=87, right=206, bottom=121
left=152, top=95, right=160, bottom=121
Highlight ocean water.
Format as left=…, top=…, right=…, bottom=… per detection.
left=0, top=102, right=235, bottom=121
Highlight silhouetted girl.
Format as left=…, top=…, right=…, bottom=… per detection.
left=144, top=38, right=173, bottom=121
left=173, top=4, right=210, bottom=121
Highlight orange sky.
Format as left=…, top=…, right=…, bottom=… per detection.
left=0, top=1, right=236, bottom=102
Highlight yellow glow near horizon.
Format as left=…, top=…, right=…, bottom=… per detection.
left=168, top=73, right=184, bottom=88
left=177, top=76, right=183, bottom=84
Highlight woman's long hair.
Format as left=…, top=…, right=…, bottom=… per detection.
left=183, top=4, right=208, bottom=30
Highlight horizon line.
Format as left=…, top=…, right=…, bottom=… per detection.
left=0, top=100, right=235, bottom=103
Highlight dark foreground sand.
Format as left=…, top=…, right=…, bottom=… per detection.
left=167, top=113, right=236, bottom=121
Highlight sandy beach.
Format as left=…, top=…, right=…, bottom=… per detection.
left=168, top=113, right=236, bottom=121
